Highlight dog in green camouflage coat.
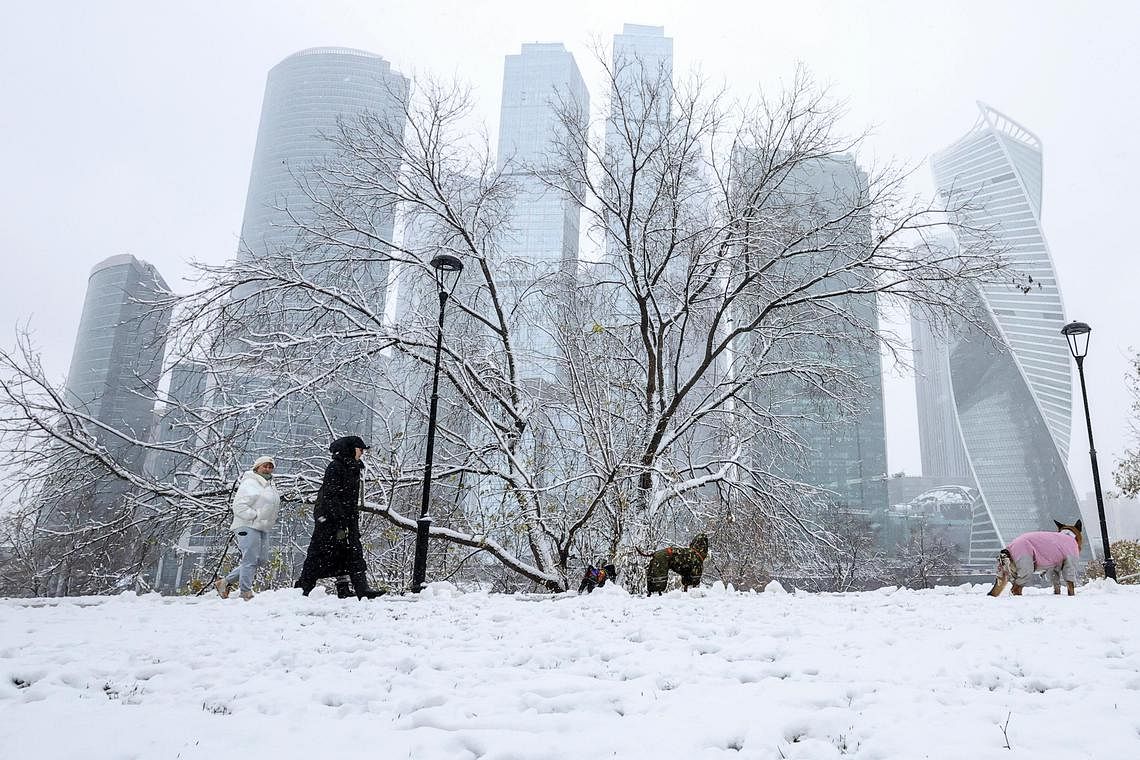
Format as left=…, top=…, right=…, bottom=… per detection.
left=638, top=533, right=709, bottom=595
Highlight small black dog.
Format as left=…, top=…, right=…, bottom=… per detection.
left=578, top=560, right=617, bottom=593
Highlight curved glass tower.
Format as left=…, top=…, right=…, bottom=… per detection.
left=66, top=255, right=169, bottom=447
left=45, top=255, right=167, bottom=529
left=931, top=103, right=1080, bottom=560
left=228, top=48, right=409, bottom=466
left=240, top=47, right=407, bottom=261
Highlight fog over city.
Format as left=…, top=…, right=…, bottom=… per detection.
left=2, top=1, right=1135, bottom=496
left=6, top=7, right=1140, bottom=754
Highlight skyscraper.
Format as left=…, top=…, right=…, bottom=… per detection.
left=910, top=306, right=972, bottom=480
left=148, top=358, right=212, bottom=592
left=605, top=24, right=673, bottom=176
left=610, top=24, right=673, bottom=100
left=602, top=25, right=674, bottom=322
left=496, top=43, right=589, bottom=381
left=931, top=102, right=1080, bottom=562
left=747, top=156, right=889, bottom=514
left=229, top=47, right=409, bottom=472
left=41, top=254, right=170, bottom=593
left=60, top=254, right=170, bottom=514
left=498, top=43, right=588, bottom=272
left=149, top=358, right=209, bottom=487
left=239, top=47, right=408, bottom=265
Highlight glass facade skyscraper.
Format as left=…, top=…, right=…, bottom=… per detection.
left=931, top=103, right=1080, bottom=561
left=150, top=48, right=413, bottom=588
left=64, top=254, right=169, bottom=453
left=611, top=24, right=673, bottom=99
left=239, top=47, right=408, bottom=265
left=229, top=47, right=409, bottom=472
left=37, top=254, right=170, bottom=592
left=40, top=253, right=169, bottom=546
left=148, top=358, right=214, bottom=592
left=496, top=43, right=588, bottom=381
left=605, top=24, right=673, bottom=169
left=602, top=25, right=674, bottom=322
left=911, top=305, right=972, bottom=480
left=498, top=43, right=588, bottom=271
left=746, top=156, right=889, bottom=514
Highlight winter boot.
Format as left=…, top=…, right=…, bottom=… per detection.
left=295, top=577, right=315, bottom=597
left=335, top=576, right=353, bottom=599
left=240, top=590, right=254, bottom=601
left=350, top=572, right=384, bottom=600
left=214, top=579, right=230, bottom=599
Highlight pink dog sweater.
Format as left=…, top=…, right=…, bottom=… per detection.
left=1007, top=531, right=1079, bottom=584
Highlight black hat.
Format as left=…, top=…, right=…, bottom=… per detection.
left=330, top=435, right=370, bottom=456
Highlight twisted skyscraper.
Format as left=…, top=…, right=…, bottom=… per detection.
left=929, top=103, right=1080, bottom=563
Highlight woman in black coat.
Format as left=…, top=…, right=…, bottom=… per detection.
left=296, top=435, right=381, bottom=599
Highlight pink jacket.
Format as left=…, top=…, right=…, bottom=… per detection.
left=1007, top=531, right=1079, bottom=576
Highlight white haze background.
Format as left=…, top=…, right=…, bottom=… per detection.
left=0, top=0, right=1137, bottom=495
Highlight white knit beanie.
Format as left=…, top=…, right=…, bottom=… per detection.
left=252, top=456, right=275, bottom=469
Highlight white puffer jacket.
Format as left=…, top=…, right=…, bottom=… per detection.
left=229, top=470, right=281, bottom=532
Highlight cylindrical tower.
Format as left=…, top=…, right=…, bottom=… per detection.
left=239, top=47, right=408, bottom=260
left=225, top=47, right=409, bottom=483
left=66, top=253, right=169, bottom=445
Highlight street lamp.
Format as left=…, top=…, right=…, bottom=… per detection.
left=1061, top=320, right=1116, bottom=580
left=411, top=253, right=464, bottom=593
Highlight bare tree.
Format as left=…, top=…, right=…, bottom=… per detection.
left=0, top=329, right=227, bottom=595
left=0, top=498, right=52, bottom=597
left=0, top=57, right=1015, bottom=595
left=795, top=504, right=886, bottom=592
left=890, top=516, right=960, bottom=589
left=1114, top=351, right=1140, bottom=497
left=538, top=59, right=1010, bottom=581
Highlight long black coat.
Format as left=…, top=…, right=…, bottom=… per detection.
left=300, top=452, right=367, bottom=579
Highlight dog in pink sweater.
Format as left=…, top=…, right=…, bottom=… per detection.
left=989, top=519, right=1083, bottom=597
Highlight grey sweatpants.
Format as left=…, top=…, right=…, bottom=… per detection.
left=224, top=528, right=269, bottom=592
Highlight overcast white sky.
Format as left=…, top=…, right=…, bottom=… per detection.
left=1, top=0, right=1136, bottom=495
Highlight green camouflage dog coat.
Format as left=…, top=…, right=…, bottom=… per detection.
left=645, top=533, right=709, bottom=595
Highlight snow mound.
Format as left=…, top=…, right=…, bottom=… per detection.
left=418, top=580, right=461, bottom=598
left=3, top=584, right=1140, bottom=759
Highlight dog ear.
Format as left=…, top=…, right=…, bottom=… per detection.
left=1074, top=519, right=1082, bottom=531
left=1054, top=519, right=1064, bottom=530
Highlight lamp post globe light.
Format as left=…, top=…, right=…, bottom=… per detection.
left=411, top=253, right=464, bottom=593
left=1061, top=320, right=1116, bottom=580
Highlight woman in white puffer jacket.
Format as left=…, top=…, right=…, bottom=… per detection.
left=215, top=456, right=280, bottom=600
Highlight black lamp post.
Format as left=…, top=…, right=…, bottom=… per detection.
left=1061, top=320, right=1116, bottom=580
left=411, top=253, right=464, bottom=593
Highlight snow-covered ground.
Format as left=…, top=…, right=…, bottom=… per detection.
left=3, top=581, right=1139, bottom=759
